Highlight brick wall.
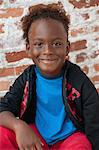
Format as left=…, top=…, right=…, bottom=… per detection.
left=0, top=0, right=99, bottom=97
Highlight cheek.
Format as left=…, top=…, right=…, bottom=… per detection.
left=61, top=53, right=67, bottom=62
left=60, top=51, right=66, bottom=58
left=30, top=49, right=39, bottom=58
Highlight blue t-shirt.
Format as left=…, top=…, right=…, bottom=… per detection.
left=35, top=67, right=76, bottom=145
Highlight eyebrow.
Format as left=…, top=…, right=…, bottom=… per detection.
left=32, top=37, right=65, bottom=41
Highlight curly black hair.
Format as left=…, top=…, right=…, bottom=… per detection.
left=21, top=2, right=70, bottom=44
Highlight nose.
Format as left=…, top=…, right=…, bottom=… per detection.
left=43, top=44, right=53, bottom=54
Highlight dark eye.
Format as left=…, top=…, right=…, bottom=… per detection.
left=53, top=42, right=62, bottom=47
left=33, top=42, right=43, bottom=47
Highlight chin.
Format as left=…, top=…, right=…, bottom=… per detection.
left=41, top=67, right=61, bottom=77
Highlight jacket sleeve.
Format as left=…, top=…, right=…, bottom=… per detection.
left=0, top=71, right=27, bottom=117
left=82, top=75, right=99, bottom=150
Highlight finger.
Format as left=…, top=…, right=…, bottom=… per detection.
left=38, top=139, right=44, bottom=147
left=25, top=147, right=30, bottom=150
left=40, top=141, right=44, bottom=146
left=25, top=148, right=29, bottom=150
left=30, top=145, right=36, bottom=150
left=33, top=147, right=37, bottom=150
left=25, top=144, right=35, bottom=150
left=35, top=143, right=43, bottom=150
left=30, top=148, right=34, bottom=150
left=19, top=147, right=25, bottom=150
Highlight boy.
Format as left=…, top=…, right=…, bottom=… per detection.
left=0, top=2, right=99, bottom=150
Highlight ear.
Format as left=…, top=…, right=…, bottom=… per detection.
left=26, top=44, right=31, bottom=58
left=65, top=55, right=69, bottom=61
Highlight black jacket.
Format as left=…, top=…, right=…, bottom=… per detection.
left=0, top=61, right=99, bottom=150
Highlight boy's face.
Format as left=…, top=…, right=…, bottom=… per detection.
left=27, top=18, right=69, bottom=77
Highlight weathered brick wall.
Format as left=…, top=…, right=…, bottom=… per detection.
left=0, top=0, right=99, bottom=97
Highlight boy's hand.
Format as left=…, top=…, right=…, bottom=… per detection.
left=14, top=120, right=43, bottom=150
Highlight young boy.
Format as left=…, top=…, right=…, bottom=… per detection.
left=0, top=2, right=99, bottom=150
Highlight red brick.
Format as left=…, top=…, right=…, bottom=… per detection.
left=0, top=0, right=3, bottom=5
left=82, top=65, right=89, bottom=74
left=93, top=26, right=99, bottom=32
left=70, top=28, right=85, bottom=37
left=6, top=51, right=28, bottom=63
left=69, top=0, right=99, bottom=9
left=70, top=40, right=87, bottom=51
left=0, top=43, right=3, bottom=49
left=71, top=25, right=98, bottom=37
left=97, top=10, right=99, bottom=14
left=0, top=8, right=23, bottom=18
left=0, top=68, right=14, bottom=77
left=0, top=81, right=11, bottom=91
left=91, top=75, right=99, bottom=83
left=0, top=24, right=4, bottom=33
left=90, top=50, right=99, bottom=58
left=76, top=52, right=87, bottom=63
left=15, top=65, right=29, bottom=75
left=9, top=0, right=16, bottom=3
left=81, top=13, right=90, bottom=20
left=95, top=37, right=99, bottom=41
left=94, top=64, right=99, bottom=71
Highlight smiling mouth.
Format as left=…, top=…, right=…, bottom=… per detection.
left=39, top=59, right=58, bottom=64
